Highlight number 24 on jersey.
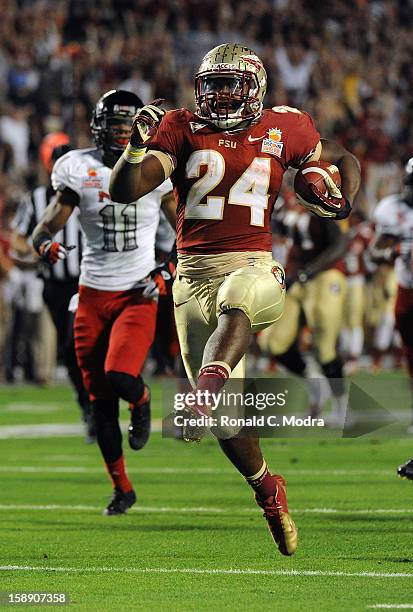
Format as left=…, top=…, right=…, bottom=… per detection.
left=185, top=150, right=271, bottom=227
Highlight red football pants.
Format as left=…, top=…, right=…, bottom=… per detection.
left=74, top=285, right=157, bottom=401
left=395, top=285, right=413, bottom=378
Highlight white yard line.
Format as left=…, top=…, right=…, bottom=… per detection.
left=0, top=503, right=411, bottom=515
left=0, top=422, right=162, bottom=438
left=0, top=504, right=224, bottom=513
left=0, top=465, right=228, bottom=474
left=2, top=405, right=61, bottom=413
left=0, top=565, right=412, bottom=579
left=0, top=416, right=411, bottom=439
left=368, top=606, right=413, bottom=609
left=0, top=465, right=393, bottom=476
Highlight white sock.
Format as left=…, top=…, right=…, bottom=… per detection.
left=331, top=394, right=348, bottom=419
left=375, top=313, right=395, bottom=351
left=340, top=328, right=351, bottom=355
left=304, top=366, right=331, bottom=413
left=351, top=327, right=364, bottom=358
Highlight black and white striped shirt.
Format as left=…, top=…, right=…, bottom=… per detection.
left=12, top=185, right=82, bottom=281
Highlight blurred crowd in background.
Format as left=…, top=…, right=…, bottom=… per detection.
left=0, top=0, right=412, bottom=384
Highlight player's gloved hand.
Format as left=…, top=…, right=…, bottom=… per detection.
left=39, top=240, right=75, bottom=265
left=143, top=260, right=176, bottom=298
left=308, top=176, right=352, bottom=220
left=130, top=99, right=166, bottom=148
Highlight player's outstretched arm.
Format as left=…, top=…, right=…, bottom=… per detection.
left=110, top=153, right=166, bottom=203
left=320, top=139, right=361, bottom=205
left=32, top=188, right=78, bottom=264
left=110, top=100, right=169, bottom=203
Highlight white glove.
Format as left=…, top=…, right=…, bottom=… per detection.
left=68, top=293, right=79, bottom=313
left=130, top=99, right=165, bottom=147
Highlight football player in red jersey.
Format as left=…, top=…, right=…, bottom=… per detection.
left=110, top=43, right=361, bottom=555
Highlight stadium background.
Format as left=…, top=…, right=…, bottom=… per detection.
left=0, top=0, right=412, bottom=380
left=1, top=1, right=413, bottom=610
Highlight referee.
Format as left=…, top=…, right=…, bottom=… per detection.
left=11, top=135, right=94, bottom=441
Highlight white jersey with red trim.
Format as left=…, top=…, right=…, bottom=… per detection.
left=52, top=148, right=172, bottom=291
left=374, top=193, right=413, bottom=289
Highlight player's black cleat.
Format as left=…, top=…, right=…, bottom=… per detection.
left=397, top=457, right=413, bottom=481
left=104, top=487, right=136, bottom=515
left=128, top=386, right=151, bottom=451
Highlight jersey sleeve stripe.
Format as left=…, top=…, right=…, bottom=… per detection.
left=146, top=149, right=176, bottom=179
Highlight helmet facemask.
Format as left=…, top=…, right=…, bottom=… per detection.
left=195, top=71, right=262, bottom=130
left=105, top=118, right=132, bottom=154
left=90, top=90, right=143, bottom=166
left=91, top=115, right=134, bottom=163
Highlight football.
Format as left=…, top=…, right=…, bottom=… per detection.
left=294, top=160, right=342, bottom=203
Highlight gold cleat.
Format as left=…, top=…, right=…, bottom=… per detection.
left=179, top=406, right=211, bottom=443
left=256, top=474, right=298, bottom=556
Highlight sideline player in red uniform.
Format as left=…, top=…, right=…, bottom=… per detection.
left=110, top=44, right=360, bottom=555
left=260, top=201, right=349, bottom=424
left=32, top=90, right=176, bottom=515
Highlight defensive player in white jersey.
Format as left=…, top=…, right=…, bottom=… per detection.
left=371, top=158, right=413, bottom=478
left=32, top=90, right=176, bottom=515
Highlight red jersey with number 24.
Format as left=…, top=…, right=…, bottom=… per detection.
left=147, top=106, right=320, bottom=255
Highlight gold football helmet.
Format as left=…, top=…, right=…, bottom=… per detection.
left=194, top=43, right=267, bottom=130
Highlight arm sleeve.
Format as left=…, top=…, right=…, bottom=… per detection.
left=10, top=192, right=35, bottom=236
left=146, top=111, right=185, bottom=170
left=285, top=112, right=320, bottom=169
left=51, top=153, right=83, bottom=197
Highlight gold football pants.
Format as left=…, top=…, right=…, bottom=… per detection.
left=258, top=268, right=346, bottom=365
left=343, top=276, right=365, bottom=331
left=365, top=264, right=397, bottom=328
left=173, top=252, right=285, bottom=386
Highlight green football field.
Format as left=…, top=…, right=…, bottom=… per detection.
left=0, top=380, right=413, bottom=611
